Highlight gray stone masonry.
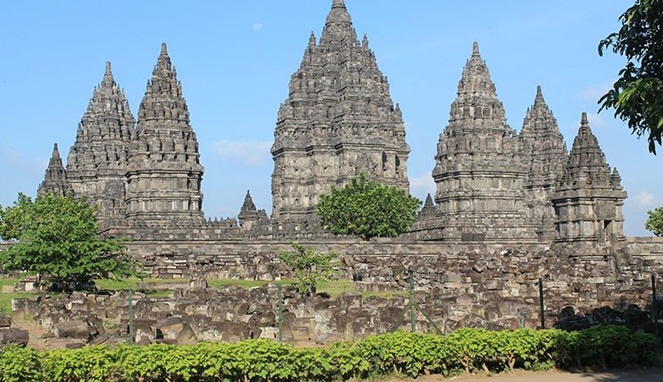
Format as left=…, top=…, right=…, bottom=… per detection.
left=270, top=0, right=410, bottom=225
left=552, top=113, right=627, bottom=243
left=125, top=43, right=205, bottom=226
left=28, top=0, right=658, bottom=314
left=35, top=0, right=630, bottom=246
left=38, top=143, right=72, bottom=197
left=65, top=61, right=135, bottom=231
left=10, top=237, right=663, bottom=347
left=432, top=42, right=534, bottom=242
left=520, top=86, right=568, bottom=242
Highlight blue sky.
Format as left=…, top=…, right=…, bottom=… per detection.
left=0, top=0, right=658, bottom=236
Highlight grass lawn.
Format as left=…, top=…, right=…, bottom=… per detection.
left=0, top=278, right=37, bottom=315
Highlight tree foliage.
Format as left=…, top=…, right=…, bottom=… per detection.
left=0, top=193, right=143, bottom=289
left=645, top=205, right=663, bottom=236
left=278, top=241, right=337, bottom=295
left=316, top=174, right=422, bottom=240
left=598, top=0, right=663, bottom=153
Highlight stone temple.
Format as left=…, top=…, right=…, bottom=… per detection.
left=37, top=0, right=625, bottom=245
left=34, top=0, right=663, bottom=326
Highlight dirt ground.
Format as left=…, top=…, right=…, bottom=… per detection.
left=383, top=368, right=663, bottom=382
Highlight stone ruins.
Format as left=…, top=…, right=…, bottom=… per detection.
left=37, top=0, right=628, bottom=245
left=28, top=0, right=663, bottom=335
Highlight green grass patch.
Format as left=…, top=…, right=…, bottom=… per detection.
left=0, top=278, right=18, bottom=288
left=94, top=277, right=190, bottom=291
left=207, top=278, right=282, bottom=289
left=0, top=276, right=406, bottom=314
left=0, top=292, right=37, bottom=316
left=317, top=279, right=354, bottom=297
left=97, top=277, right=406, bottom=299
left=0, top=278, right=35, bottom=315
left=144, top=290, right=172, bottom=298
left=95, top=278, right=141, bottom=291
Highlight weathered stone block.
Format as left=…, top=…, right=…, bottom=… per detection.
left=54, top=319, right=90, bottom=340
left=0, top=328, right=28, bottom=346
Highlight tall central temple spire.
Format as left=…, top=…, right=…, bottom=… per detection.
left=125, top=43, right=205, bottom=225
left=271, top=0, right=410, bottom=223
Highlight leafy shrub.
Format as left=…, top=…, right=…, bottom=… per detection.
left=0, top=345, right=41, bottom=382
left=0, top=326, right=657, bottom=381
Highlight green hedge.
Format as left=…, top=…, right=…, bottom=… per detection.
left=0, top=325, right=657, bottom=382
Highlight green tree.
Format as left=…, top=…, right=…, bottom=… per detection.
left=278, top=242, right=337, bottom=295
left=0, top=193, right=143, bottom=290
left=316, top=174, right=422, bottom=240
left=598, top=0, right=663, bottom=153
left=645, top=205, right=663, bottom=236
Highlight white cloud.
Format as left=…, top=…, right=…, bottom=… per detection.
left=585, top=113, right=608, bottom=129
left=2, top=148, right=48, bottom=171
left=3, top=148, right=21, bottom=164
left=252, top=22, right=263, bottom=32
left=212, top=140, right=272, bottom=166
left=577, top=82, right=612, bottom=102
left=635, top=191, right=658, bottom=208
left=409, top=172, right=435, bottom=200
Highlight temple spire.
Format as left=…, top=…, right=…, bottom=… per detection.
left=448, top=42, right=507, bottom=127
left=559, top=112, right=615, bottom=189
left=552, top=113, right=627, bottom=242
left=238, top=189, right=267, bottom=230
left=458, top=42, right=504, bottom=103
left=432, top=41, right=531, bottom=241
left=519, top=85, right=568, bottom=241
left=153, top=42, right=174, bottom=77
left=472, top=41, right=480, bottom=56
left=240, top=190, right=257, bottom=212
left=126, top=43, right=204, bottom=225
left=320, top=0, right=357, bottom=45
left=271, top=0, right=409, bottom=222
left=65, top=60, right=135, bottom=228
left=51, top=143, right=60, bottom=159
left=102, top=61, right=114, bottom=85
left=534, top=85, right=544, bottom=106
left=580, top=111, right=589, bottom=127
left=38, top=143, right=71, bottom=197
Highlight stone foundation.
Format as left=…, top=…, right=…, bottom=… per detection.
left=7, top=237, right=663, bottom=348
